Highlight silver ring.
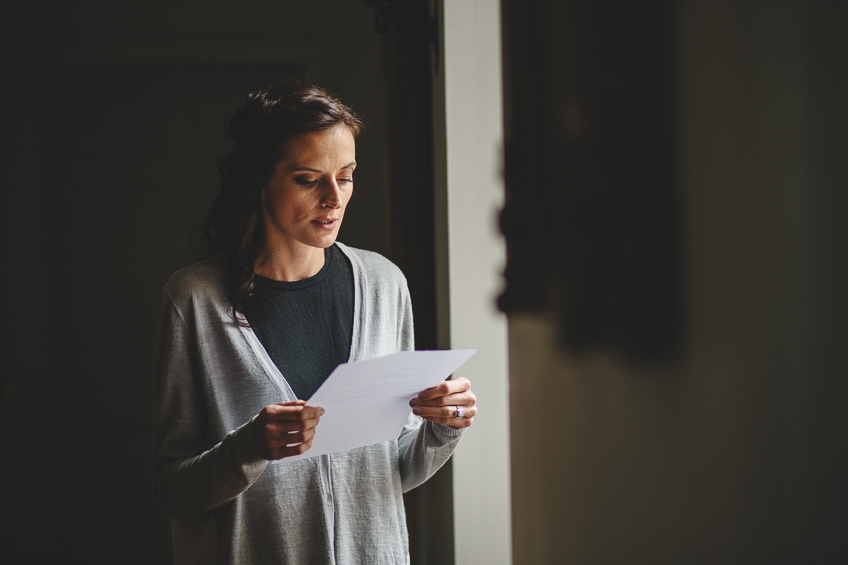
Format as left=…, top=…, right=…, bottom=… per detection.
left=454, top=407, right=465, bottom=419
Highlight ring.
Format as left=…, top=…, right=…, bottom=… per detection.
left=454, top=407, right=465, bottom=419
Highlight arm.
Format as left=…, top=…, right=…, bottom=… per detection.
left=392, top=279, right=469, bottom=492
left=397, top=414, right=464, bottom=492
left=400, top=376, right=478, bottom=491
left=151, top=291, right=268, bottom=519
left=152, top=291, right=324, bottom=519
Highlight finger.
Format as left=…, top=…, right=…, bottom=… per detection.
left=279, top=400, right=307, bottom=406
left=266, top=404, right=324, bottom=421
left=274, top=426, right=316, bottom=448
left=414, top=390, right=477, bottom=408
left=265, top=418, right=322, bottom=435
left=416, top=377, right=470, bottom=401
left=419, top=414, right=475, bottom=429
left=412, top=404, right=478, bottom=420
left=416, top=377, right=471, bottom=402
left=270, top=437, right=315, bottom=460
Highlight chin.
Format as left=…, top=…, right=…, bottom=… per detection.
left=299, top=225, right=341, bottom=249
left=311, top=235, right=339, bottom=249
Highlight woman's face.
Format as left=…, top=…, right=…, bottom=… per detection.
left=261, top=125, right=356, bottom=253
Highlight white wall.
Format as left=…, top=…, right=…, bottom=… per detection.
left=435, top=1, right=512, bottom=564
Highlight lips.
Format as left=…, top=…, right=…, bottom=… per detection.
left=312, top=218, right=339, bottom=230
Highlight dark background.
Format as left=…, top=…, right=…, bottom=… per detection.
left=0, top=2, right=440, bottom=562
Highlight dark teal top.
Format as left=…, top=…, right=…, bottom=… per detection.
left=246, top=244, right=354, bottom=400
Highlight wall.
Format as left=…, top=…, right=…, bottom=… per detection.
left=436, top=1, right=512, bottom=564
left=508, top=1, right=847, bottom=563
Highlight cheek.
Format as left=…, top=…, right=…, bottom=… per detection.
left=283, top=193, right=313, bottom=216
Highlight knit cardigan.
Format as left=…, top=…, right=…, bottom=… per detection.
left=152, top=243, right=463, bottom=564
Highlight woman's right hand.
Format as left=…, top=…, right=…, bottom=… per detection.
left=251, top=400, right=323, bottom=460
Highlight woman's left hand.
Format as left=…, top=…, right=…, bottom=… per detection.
left=409, top=376, right=477, bottom=429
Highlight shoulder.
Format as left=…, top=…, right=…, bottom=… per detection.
left=161, top=254, right=229, bottom=310
left=336, top=243, right=408, bottom=288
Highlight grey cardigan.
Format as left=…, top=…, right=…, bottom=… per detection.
left=152, top=243, right=463, bottom=564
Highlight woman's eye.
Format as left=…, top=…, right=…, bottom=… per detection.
left=295, top=178, right=319, bottom=187
left=337, top=178, right=353, bottom=185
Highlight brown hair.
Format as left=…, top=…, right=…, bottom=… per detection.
left=201, top=82, right=364, bottom=325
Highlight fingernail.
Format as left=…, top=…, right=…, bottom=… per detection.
left=409, top=398, right=418, bottom=407
left=412, top=407, right=422, bottom=415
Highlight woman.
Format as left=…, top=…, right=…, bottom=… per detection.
left=152, top=83, right=477, bottom=564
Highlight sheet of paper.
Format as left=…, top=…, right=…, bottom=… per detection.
left=283, top=349, right=476, bottom=462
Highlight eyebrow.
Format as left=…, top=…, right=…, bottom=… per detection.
left=292, top=161, right=357, bottom=173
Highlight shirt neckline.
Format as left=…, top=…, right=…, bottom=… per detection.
left=254, top=245, right=335, bottom=290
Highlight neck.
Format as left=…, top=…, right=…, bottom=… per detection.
left=253, top=241, right=327, bottom=282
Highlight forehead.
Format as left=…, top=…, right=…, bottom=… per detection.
left=281, top=126, right=356, bottom=167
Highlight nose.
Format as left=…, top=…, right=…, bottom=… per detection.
left=321, top=178, right=342, bottom=208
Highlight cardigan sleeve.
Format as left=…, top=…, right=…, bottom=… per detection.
left=393, top=276, right=465, bottom=492
left=151, top=289, right=268, bottom=519
left=398, top=416, right=464, bottom=492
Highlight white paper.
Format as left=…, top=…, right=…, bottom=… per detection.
left=283, top=349, right=476, bottom=462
